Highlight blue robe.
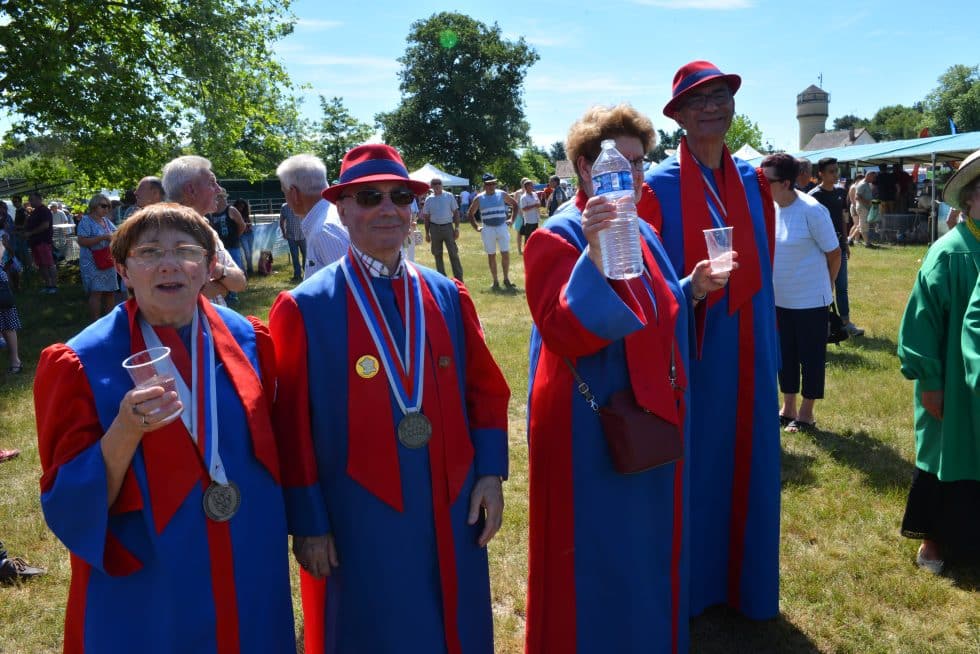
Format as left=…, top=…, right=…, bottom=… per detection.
left=269, top=261, right=509, bottom=654
left=646, top=155, right=781, bottom=619
left=35, top=302, right=295, bottom=653
left=524, top=202, right=693, bottom=654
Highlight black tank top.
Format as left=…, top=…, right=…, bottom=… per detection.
left=209, top=207, right=240, bottom=249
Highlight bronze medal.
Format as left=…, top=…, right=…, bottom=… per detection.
left=397, top=412, right=432, bottom=449
left=203, top=480, right=241, bottom=522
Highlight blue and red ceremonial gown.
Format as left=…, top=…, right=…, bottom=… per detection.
left=523, top=197, right=695, bottom=654
left=645, top=147, right=780, bottom=620
left=34, top=297, right=295, bottom=653
left=269, top=259, right=509, bottom=654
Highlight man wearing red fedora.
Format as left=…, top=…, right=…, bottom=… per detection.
left=268, top=143, right=511, bottom=654
left=644, top=60, right=780, bottom=621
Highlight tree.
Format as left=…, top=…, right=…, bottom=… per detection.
left=313, top=97, right=375, bottom=181
left=925, top=64, right=980, bottom=135
left=724, top=114, right=763, bottom=152
left=376, top=12, right=539, bottom=184
left=650, top=128, right=684, bottom=162
left=832, top=114, right=868, bottom=131
left=548, top=141, right=566, bottom=164
left=0, top=0, right=299, bottom=185
left=864, top=104, right=927, bottom=142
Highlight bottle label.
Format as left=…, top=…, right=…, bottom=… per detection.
left=592, top=171, right=633, bottom=195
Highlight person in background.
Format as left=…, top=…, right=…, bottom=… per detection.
left=764, top=153, right=841, bottom=433
left=279, top=201, right=306, bottom=282
left=516, top=178, right=541, bottom=256
left=850, top=169, right=878, bottom=248
left=161, top=155, right=247, bottom=306
left=207, top=191, right=247, bottom=308
left=34, top=202, right=296, bottom=651
left=898, top=147, right=980, bottom=574
left=422, top=178, right=463, bottom=280
left=135, top=176, right=165, bottom=208
left=795, top=158, right=815, bottom=192
left=0, top=237, right=23, bottom=375
left=232, top=198, right=254, bottom=276
left=467, top=173, right=520, bottom=291
left=76, top=194, right=119, bottom=321
left=546, top=175, right=568, bottom=217
left=645, top=60, right=780, bottom=621
left=810, top=157, right=864, bottom=337
left=50, top=202, right=72, bottom=226
left=25, top=191, right=59, bottom=293
left=276, top=154, right=348, bottom=279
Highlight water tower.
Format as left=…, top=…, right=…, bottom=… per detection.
left=797, top=85, right=829, bottom=150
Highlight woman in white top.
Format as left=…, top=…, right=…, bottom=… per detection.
left=517, top=178, right=541, bottom=255
left=763, top=154, right=841, bottom=433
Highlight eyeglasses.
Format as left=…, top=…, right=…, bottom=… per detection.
left=341, top=189, right=416, bottom=207
left=682, top=88, right=733, bottom=111
left=128, top=245, right=208, bottom=266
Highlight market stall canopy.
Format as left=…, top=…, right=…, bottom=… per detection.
left=409, top=163, right=469, bottom=187
left=733, top=143, right=763, bottom=160
left=745, top=131, right=980, bottom=167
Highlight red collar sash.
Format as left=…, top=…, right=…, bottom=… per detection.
left=123, top=297, right=280, bottom=535
left=678, top=136, right=761, bottom=313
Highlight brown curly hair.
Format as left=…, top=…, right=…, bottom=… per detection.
left=565, top=104, right=656, bottom=186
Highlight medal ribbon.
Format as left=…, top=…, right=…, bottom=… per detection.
left=341, top=254, right=426, bottom=417
left=140, top=307, right=228, bottom=485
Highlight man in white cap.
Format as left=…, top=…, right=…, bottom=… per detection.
left=467, top=173, right=519, bottom=291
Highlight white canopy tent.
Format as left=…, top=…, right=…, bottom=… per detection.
left=733, top=143, right=763, bottom=160
left=409, top=163, right=469, bottom=187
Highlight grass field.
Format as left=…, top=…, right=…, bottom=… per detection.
left=1, top=229, right=978, bottom=653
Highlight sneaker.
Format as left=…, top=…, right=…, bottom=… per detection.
left=844, top=322, right=865, bottom=337
left=0, top=556, right=46, bottom=582
left=0, top=448, right=20, bottom=463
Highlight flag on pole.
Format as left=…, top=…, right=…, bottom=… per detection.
left=949, top=118, right=958, bottom=135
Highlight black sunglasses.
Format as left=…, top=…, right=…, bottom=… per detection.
left=342, top=189, right=415, bottom=207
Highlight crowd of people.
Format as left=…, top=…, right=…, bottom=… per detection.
left=0, top=57, right=975, bottom=654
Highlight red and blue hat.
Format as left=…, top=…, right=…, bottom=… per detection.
left=663, top=60, right=741, bottom=118
left=322, top=144, right=429, bottom=202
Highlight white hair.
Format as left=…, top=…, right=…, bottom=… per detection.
left=88, top=193, right=109, bottom=211
left=161, top=155, right=213, bottom=204
left=276, top=154, right=329, bottom=197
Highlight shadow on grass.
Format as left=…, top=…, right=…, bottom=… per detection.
left=691, top=607, right=819, bottom=653
left=806, top=428, right=913, bottom=492
left=946, top=561, right=980, bottom=592
left=780, top=447, right=817, bottom=488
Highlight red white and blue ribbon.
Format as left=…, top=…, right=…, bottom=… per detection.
left=700, top=169, right=728, bottom=227
left=341, top=254, right=426, bottom=417
left=140, top=307, right=228, bottom=485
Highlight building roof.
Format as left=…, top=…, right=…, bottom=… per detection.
left=803, top=128, right=874, bottom=151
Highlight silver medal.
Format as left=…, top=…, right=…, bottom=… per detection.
left=397, top=412, right=432, bottom=449
left=203, top=481, right=241, bottom=522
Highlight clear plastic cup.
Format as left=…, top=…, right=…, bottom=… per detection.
left=122, top=347, right=182, bottom=420
left=703, top=226, right=734, bottom=272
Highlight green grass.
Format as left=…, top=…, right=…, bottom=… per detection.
left=2, top=235, right=978, bottom=653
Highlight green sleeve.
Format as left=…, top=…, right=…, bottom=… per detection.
left=897, top=255, right=949, bottom=391
left=962, top=275, right=980, bottom=392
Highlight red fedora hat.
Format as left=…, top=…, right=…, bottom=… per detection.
left=663, top=60, right=741, bottom=119
left=322, top=144, right=429, bottom=203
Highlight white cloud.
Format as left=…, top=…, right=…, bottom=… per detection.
left=630, top=0, right=754, bottom=8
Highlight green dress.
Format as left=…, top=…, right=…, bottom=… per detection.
left=897, top=222, right=980, bottom=482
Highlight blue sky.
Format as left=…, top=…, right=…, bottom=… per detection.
left=2, top=1, right=977, bottom=160
left=280, top=0, right=978, bottom=156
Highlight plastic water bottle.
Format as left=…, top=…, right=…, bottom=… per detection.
left=592, top=139, right=643, bottom=279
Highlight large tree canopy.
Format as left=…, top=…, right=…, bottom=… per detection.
left=724, top=114, right=763, bottom=152
left=376, top=12, right=539, bottom=185
left=0, top=0, right=299, bottom=185
left=313, top=96, right=374, bottom=181
left=925, top=64, right=980, bottom=135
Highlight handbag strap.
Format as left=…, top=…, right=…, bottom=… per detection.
left=563, top=345, right=677, bottom=415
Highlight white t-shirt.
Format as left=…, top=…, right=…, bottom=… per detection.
left=520, top=191, right=540, bottom=224
left=773, top=191, right=840, bottom=309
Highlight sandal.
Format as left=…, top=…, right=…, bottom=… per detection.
left=785, top=419, right=816, bottom=434
left=779, top=414, right=794, bottom=427
left=0, top=448, right=20, bottom=463
left=8, top=364, right=23, bottom=374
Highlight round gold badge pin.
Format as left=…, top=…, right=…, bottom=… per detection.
left=356, top=355, right=380, bottom=379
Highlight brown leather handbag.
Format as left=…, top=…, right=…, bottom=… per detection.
left=565, top=357, right=683, bottom=475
